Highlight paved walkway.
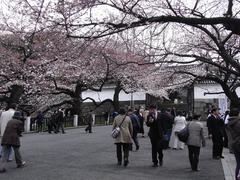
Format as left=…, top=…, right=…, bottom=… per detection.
left=1, top=126, right=226, bottom=180
left=222, top=148, right=236, bottom=180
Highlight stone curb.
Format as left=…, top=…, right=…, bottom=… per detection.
left=221, top=148, right=236, bottom=180
left=22, top=124, right=111, bottom=134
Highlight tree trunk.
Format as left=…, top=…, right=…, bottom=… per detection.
left=113, top=82, right=122, bottom=111
left=230, top=98, right=240, bottom=109
left=7, top=85, right=24, bottom=109
left=72, top=97, right=83, bottom=124
left=220, top=83, right=240, bottom=109
left=72, top=83, right=84, bottom=124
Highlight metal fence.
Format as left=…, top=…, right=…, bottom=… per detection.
left=29, top=116, right=74, bottom=132
left=28, top=115, right=112, bottom=132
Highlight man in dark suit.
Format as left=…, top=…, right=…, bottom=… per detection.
left=57, top=109, right=65, bottom=134
left=85, top=112, right=93, bottom=133
left=36, top=111, right=44, bottom=133
left=146, top=105, right=166, bottom=167
left=207, top=108, right=224, bottom=159
left=0, top=111, right=26, bottom=173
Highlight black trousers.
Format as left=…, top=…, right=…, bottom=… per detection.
left=188, top=145, right=200, bottom=170
left=57, top=122, right=65, bottom=133
left=234, top=152, right=240, bottom=180
left=36, top=122, right=43, bottom=132
left=48, top=122, right=58, bottom=133
left=0, top=145, right=23, bottom=170
left=150, top=138, right=163, bottom=165
left=85, top=123, right=92, bottom=133
left=116, top=143, right=130, bottom=163
left=212, top=135, right=223, bottom=158
left=223, top=125, right=228, bottom=148
left=139, top=120, right=144, bottom=134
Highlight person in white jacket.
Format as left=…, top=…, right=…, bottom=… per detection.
left=169, top=111, right=187, bottom=150
left=0, top=104, right=16, bottom=160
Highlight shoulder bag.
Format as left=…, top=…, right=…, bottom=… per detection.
left=111, top=115, right=127, bottom=139
left=177, top=122, right=190, bottom=143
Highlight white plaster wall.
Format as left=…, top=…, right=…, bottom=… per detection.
left=82, top=83, right=240, bottom=103
left=194, top=84, right=240, bottom=99
left=82, top=88, right=146, bottom=102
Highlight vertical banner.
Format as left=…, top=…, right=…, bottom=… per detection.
left=218, top=97, right=228, bottom=115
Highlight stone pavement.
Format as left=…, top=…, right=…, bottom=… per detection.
left=0, top=126, right=225, bottom=180
left=222, top=148, right=236, bottom=180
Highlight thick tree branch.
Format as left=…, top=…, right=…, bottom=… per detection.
left=46, top=100, right=74, bottom=112
left=53, top=79, right=74, bottom=96
left=67, top=16, right=240, bottom=38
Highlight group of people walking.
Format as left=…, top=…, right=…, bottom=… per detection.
left=48, top=109, right=66, bottom=134
left=112, top=105, right=240, bottom=179
left=112, top=105, right=205, bottom=172
left=36, top=109, right=66, bottom=134
left=0, top=102, right=240, bottom=179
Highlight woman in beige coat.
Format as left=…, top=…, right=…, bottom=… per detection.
left=112, top=108, right=133, bottom=167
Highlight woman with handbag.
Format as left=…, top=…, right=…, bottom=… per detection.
left=169, top=111, right=187, bottom=150
left=112, top=108, right=133, bottom=167
left=186, top=114, right=206, bottom=172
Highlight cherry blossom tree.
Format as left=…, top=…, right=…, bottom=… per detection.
left=0, top=29, right=153, bottom=119
left=157, top=23, right=240, bottom=108
left=0, top=34, right=34, bottom=109
left=4, top=0, right=240, bottom=110
left=45, top=0, right=240, bottom=38
left=101, top=41, right=154, bottom=110
left=47, top=0, right=240, bottom=108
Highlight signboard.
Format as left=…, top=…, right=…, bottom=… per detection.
left=218, top=97, right=229, bottom=115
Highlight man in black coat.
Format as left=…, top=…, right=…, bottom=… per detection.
left=207, top=108, right=224, bottom=159
left=57, top=109, right=65, bottom=134
left=161, top=108, right=174, bottom=147
left=146, top=105, right=166, bottom=167
left=85, top=113, right=93, bottom=133
left=36, top=111, right=44, bottom=133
